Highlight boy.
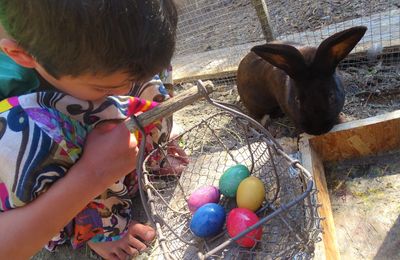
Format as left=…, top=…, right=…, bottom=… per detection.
left=0, top=1, right=178, bottom=259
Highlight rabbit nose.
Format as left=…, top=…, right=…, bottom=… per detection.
left=302, top=121, right=334, bottom=135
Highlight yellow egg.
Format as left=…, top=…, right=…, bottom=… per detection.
left=236, top=176, right=265, bottom=211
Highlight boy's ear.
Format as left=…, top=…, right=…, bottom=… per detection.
left=0, top=39, right=37, bottom=68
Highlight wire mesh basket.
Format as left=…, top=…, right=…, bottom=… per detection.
left=134, top=81, right=322, bottom=260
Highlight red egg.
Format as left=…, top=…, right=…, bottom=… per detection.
left=226, top=208, right=263, bottom=248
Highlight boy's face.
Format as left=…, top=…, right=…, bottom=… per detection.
left=0, top=39, right=139, bottom=101
left=36, top=64, right=135, bottom=101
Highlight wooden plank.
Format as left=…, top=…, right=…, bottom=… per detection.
left=173, top=9, right=400, bottom=82
left=173, top=40, right=263, bottom=82
left=309, top=110, right=400, bottom=163
left=299, top=136, right=341, bottom=260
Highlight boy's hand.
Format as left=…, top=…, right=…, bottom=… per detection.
left=79, top=121, right=138, bottom=190
left=0, top=121, right=138, bottom=259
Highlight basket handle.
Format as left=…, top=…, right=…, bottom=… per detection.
left=125, top=80, right=213, bottom=131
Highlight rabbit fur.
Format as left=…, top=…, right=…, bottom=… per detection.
left=237, top=26, right=367, bottom=135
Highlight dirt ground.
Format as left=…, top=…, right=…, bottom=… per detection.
left=325, top=151, right=400, bottom=260
left=265, top=0, right=400, bottom=38
left=175, top=0, right=400, bottom=55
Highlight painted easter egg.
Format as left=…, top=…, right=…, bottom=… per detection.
left=219, top=164, right=250, bottom=197
left=226, top=208, right=263, bottom=247
left=236, top=176, right=265, bottom=211
left=190, top=203, right=226, bottom=237
left=187, top=185, right=220, bottom=213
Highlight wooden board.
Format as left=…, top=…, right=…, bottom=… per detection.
left=299, top=110, right=400, bottom=260
left=300, top=136, right=341, bottom=260
left=310, top=110, right=400, bottom=163
left=173, top=40, right=262, bottom=82
left=172, top=9, right=400, bottom=82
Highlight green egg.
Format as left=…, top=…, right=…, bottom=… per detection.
left=219, top=164, right=250, bottom=197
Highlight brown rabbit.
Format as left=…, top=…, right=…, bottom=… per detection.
left=237, top=26, right=367, bottom=135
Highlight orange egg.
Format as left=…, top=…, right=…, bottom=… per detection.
left=236, top=176, right=265, bottom=211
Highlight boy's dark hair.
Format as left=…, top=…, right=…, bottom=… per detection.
left=0, top=0, right=178, bottom=81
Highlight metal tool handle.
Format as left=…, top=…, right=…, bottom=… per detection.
left=125, top=80, right=213, bottom=131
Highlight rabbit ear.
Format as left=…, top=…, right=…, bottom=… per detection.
left=312, top=26, right=367, bottom=75
left=251, top=44, right=307, bottom=80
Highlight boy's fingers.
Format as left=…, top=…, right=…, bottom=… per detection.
left=127, top=235, right=147, bottom=252
left=129, top=132, right=138, bottom=149
left=108, top=254, right=120, bottom=260
left=113, top=249, right=128, bottom=260
left=122, top=244, right=139, bottom=256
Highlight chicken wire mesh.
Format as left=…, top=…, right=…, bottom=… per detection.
left=172, top=0, right=400, bottom=119
left=136, top=90, right=321, bottom=259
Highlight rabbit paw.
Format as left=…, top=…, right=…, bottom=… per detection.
left=337, top=112, right=347, bottom=124
left=260, top=114, right=271, bottom=127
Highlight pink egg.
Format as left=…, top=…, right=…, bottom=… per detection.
left=187, top=186, right=220, bottom=213
left=226, top=208, right=263, bottom=248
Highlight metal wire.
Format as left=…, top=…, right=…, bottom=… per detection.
left=172, top=1, right=400, bottom=119
left=136, top=94, right=320, bottom=259
left=133, top=2, right=400, bottom=258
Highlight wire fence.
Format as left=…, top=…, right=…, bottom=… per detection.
left=172, top=0, right=400, bottom=120
left=141, top=107, right=321, bottom=259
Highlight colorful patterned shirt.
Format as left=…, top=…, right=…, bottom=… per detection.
left=0, top=54, right=174, bottom=250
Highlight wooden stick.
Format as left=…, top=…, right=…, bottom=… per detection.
left=125, top=80, right=214, bottom=131
left=250, top=0, right=275, bottom=42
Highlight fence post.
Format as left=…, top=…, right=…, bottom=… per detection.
left=251, top=0, right=275, bottom=42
